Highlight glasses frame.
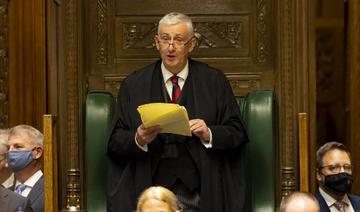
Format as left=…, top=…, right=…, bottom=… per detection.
left=319, top=164, right=354, bottom=174
left=156, top=36, right=194, bottom=49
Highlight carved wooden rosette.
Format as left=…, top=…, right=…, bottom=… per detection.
left=0, top=0, right=8, bottom=128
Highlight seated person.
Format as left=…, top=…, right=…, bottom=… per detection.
left=137, top=186, right=182, bottom=212
left=0, top=186, right=32, bottom=212
left=280, top=191, right=319, bottom=212
left=6, top=125, right=44, bottom=212
left=0, top=129, right=15, bottom=190
left=316, top=141, right=360, bottom=211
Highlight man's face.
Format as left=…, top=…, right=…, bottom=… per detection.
left=316, top=149, right=352, bottom=183
left=155, top=22, right=195, bottom=74
left=8, top=133, right=34, bottom=151
left=8, top=133, right=42, bottom=160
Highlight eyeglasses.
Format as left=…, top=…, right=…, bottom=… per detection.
left=319, top=164, right=353, bottom=173
left=157, top=36, right=193, bottom=49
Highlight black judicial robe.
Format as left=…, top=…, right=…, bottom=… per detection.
left=107, top=59, right=248, bottom=212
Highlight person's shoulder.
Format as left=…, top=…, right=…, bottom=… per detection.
left=125, top=60, right=160, bottom=81
left=189, top=59, right=225, bottom=78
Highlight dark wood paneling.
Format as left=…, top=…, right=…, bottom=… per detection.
left=115, top=0, right=249, bottom=15
left=0, top=0, right=9, bottom=128
left=348, top=0, right=360, bottom=196
left=8, top=0, right=46, bottom=130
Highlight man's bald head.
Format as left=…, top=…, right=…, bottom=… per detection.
left=280, top=191, right=320, bottom=212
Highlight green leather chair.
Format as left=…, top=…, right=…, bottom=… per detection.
left=85, top=90, right=275, bottom=212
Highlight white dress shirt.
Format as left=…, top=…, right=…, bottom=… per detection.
left=16, top=170, right=43, bottom=197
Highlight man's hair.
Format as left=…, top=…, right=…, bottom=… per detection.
left=137, top=186, right=180, bottom=212
left=9, top=125, right=43, bottom=148
left=0, top=129, right=9, bottom=153
left=158, top=12, right=194, bottom=37
left=280, top=191, right=319, bottom=212
left=316, top=141, right=350, bottom=168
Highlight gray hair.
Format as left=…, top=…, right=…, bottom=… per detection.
left=158, top=12, right=194, bottom=37
left=316, top=141, right=350, bottom=168
left=9, top=125, right=43, bottom=148
left=0, top=129, right=9, bottom=152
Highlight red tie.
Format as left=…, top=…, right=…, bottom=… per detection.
left=170, top=75, right=181, bottom=103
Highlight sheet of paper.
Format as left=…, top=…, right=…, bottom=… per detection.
left=137, top=103, right=191, bottom=136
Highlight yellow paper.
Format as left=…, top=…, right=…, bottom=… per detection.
left=137, top=103, right=191, bottom=136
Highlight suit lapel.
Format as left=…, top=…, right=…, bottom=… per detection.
left=28, top=176, right=43, bottom=203
left=316, top=190, right=331, bottom=212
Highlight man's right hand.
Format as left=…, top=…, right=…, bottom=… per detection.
left=135, top=124, right=162, bottom=146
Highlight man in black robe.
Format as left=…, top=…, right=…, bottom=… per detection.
left=107, top=12, right=248, bottom=212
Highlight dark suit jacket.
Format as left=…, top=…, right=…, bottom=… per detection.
left=27, top=176, right=44, bottom=212
left=0, top=186, right=33, bottom=212
left=107, top=59, right=248, bottom=212
left=316, top=189, right=360, bottom=212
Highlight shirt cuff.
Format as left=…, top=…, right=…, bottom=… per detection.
left=201, top=128, right=213, bottom=148
left=135, top=133, right=148, bottom=152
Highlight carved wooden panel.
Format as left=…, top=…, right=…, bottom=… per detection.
left=85, top=0, right=274, bottom=95
left=115, top=0, right=249, bottom=15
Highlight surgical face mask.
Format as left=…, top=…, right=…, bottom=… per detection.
left=6, top=150, right=34, bottom=172
left=323, top=172, right=353, bottom=195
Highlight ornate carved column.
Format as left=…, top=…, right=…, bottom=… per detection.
left=277, top=0, right=297, bottom=198
left=61, top=0, right=84, bottom=210
left=276, top=0, right=316, bottom=200
left=0, top=0, right=9, bottom=128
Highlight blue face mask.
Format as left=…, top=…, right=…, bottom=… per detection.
left=6, top=150, right=34, bottom=172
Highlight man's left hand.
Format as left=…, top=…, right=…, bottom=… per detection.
left=189, top=119, right=210, bottom=142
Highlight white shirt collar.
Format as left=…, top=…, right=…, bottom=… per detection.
left=21, top=169, right=43, bottom=188
left=161, top=61, right=189, bottom=83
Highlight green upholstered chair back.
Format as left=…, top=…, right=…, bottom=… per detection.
left=85, top=91, right=114, bottom=212
left=85, top=90, right=276, bottom=212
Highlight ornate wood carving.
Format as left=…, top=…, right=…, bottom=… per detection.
left=256, top=0, right=268, bottom=63
left=278, top=0, right=297, bottom=198
left=104, top=74, right=126, bottom=96
left=227, top=73, right=261, bottom=96
left=123, top=23, right=157, bottom=49
left=195, top=22, right=244, bottom=48
left=97, top=0, right=107, bottom=64
left=0, top=0, right=8, bottom=128
left=121, top=21, right=247, bottom=50
left=63, top=0, right=82, bottom=210
left=281, top=167, right=296, bottom=196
